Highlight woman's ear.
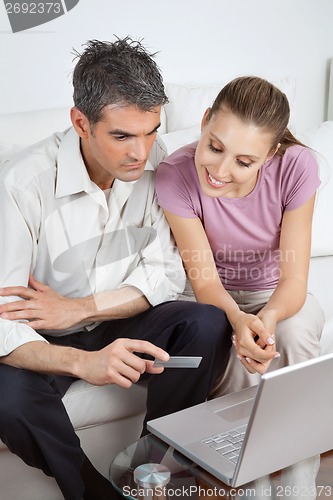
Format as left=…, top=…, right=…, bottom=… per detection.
left=201, top=108, right=211, bottom=131
left=266, top=143, right=281, bottom=161
left=70, top=107, right=90, bottom=139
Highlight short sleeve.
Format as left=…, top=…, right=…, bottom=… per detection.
left=283, top=147, right=321, bottom=211
left=156, top=154, right=200, bottom=219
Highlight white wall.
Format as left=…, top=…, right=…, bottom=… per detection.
left=0, top=0, right=332, bottom=133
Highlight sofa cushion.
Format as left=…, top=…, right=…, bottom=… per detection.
left=308, top=254, right=333, bottom=354
left=164, top=78, right=296, bottom=134
left=308, top=255, right=333, bottom=323
left=0, top=106, right=167, bottom=165
left=297, top=121, right=333, bottom=257
left=63, top=379, right=147, bottom=430
left=161, top=125, right=200, bottom=154
left=0, top=108, right=71, bottom=149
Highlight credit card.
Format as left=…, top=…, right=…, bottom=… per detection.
left=153, top=356, right=202, bottom=368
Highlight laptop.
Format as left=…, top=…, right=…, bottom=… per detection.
left=147, top=352, right=333, bottom=487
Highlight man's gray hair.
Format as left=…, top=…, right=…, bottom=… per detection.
left=72, top=37, right=168, bottom=124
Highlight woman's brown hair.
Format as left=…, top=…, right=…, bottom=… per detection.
left=206, top=76, right=304, bottom=156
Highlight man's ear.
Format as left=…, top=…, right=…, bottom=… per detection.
left=201, top=108, right=211, bottom=131
left=266, top=143, right=281, bottom=161
left=70, top=107, right=90, bottom=139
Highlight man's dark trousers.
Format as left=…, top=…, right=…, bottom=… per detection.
left=0, top=300, right=231, bottom=499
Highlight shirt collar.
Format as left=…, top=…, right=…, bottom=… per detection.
left=143, top=159, right=154, bottom=172
left=55, top=127, right=95, bottom=198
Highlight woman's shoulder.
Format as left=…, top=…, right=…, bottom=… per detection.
left=264, top=144, right=320, bottom=210
left=282, top=144, right=318, bottom=165
left=269, top=144, right=318, bottom=174
left=155, top=141, right=202, bottom=217
left=156, top=141, right=201, bottom=198
left=162, top=141, right=198, bottom=167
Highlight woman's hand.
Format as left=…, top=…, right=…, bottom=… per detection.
left=232, top=310, right=280, bottom=375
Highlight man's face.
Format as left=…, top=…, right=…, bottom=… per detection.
left=76, top=104, right=161, bottom=190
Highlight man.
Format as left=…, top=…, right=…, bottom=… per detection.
left=0, top=38, right=231, bottom=499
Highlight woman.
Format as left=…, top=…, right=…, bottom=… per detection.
left=156, top=76, right=324, bottom=498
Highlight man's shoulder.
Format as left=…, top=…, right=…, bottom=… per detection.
left=0, top=131, right=67, bottom=188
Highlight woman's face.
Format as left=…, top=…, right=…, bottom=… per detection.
left=195, top=107, right=276, bottom=199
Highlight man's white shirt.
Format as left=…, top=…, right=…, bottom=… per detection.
left=0, top=128, right=185, bottom=356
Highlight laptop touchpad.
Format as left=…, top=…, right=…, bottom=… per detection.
left=214, top=398, right=254, bottom=422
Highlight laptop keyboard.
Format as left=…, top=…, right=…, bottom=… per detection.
left=201, top=425, right=247, bottom=464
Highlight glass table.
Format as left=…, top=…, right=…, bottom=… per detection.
left=110, top=434, right=250, bottom=499
left=110, top=435, right=332, bottom=499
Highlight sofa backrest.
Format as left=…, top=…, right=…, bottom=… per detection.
left=1, top=82, right=332, bottom=258
left=0, top=106, right=168, bottom=155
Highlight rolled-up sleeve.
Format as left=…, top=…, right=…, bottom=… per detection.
left=0, top=175, right=48, bottom=356
left=0, top=316, right=48, bottom=357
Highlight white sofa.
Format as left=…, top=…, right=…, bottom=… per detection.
left=0, top=81, right=332, bottom=500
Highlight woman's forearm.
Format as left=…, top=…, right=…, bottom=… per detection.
left=193, top=282, right=243, bottom=329
left=258, top=277, right=307, bottom=322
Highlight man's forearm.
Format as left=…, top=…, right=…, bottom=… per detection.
left=0, top=341, right=84, bottom=378
left=82, top=286, right=151, bottom=322
left=0, top=284, right=151, bottom=332
left=0, top=336, right=169, bottom=388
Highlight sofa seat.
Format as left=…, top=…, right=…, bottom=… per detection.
left=63, top=378, right=147, bottom=429
left=308, top=255, right=333, bottom=354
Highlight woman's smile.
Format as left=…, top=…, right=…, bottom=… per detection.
left=205, top=168, right=230, bottom=188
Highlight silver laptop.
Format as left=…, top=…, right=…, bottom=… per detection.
left=147, top=353, right=333, bottom=487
